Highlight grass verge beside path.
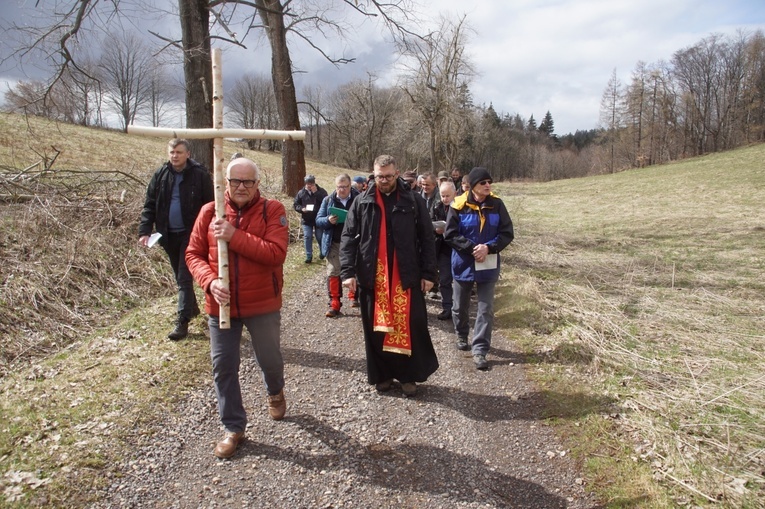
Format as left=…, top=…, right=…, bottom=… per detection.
left=0, top=215, right=315, bottom=508
left=494, top=144, right=765, bottom=508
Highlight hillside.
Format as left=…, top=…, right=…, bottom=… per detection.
left=0, top=112, right=763, bottom=507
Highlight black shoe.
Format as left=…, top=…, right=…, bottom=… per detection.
left=401, top=382, right=418, bottom=397
left=304, top=257, right=312, bottom=264
left=319, top=254, right=325, bottom=260
left=473, top=354, right=489, bottom=370
left=351, top=300, right=360, bottom=308
left=437, top=310, right=451, bottom=320
left=168, top=319, right=189, bottom=340
left=375, top=379, right=393, bottom=392
left=456, top=337, right=469, bottom=351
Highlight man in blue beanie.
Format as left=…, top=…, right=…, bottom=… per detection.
left=444, top=166, right=514, bottom=370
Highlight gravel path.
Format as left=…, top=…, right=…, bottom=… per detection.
left=91, top=268, right=600, bottom=508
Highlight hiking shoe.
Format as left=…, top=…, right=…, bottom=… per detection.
left=325, top=308, right=340, bottom=318
left=267, top=389, right=287, bottom=420
left=167, top=319, right=189, bottom=341
left=473, top=354, right=489, bottom=370
left=213, top=431, right=245, bottom=459
left=401, top=382, right=418, bottom=397
left=437, top=310, right=451, bottom=320
left=456, top=337, right=469, bottom=351
left=304, top=257, right=312, bottom=264
left=375, top=379, right=393, bottom=392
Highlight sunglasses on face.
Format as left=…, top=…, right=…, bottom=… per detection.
left=477, top=180, right=492, bottom=186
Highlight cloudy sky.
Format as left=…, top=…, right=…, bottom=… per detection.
left=2, top=0, right=765, bottom=134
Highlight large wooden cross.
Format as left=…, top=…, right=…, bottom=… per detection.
left=128, top=48, right=305, bottom=329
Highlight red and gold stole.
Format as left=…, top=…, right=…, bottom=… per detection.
left=372, top=188, right=412, bottom=356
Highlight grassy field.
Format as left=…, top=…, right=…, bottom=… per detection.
left=1, top=112, right=763, bottom=507
left=497, top=145, right=765, bottom=507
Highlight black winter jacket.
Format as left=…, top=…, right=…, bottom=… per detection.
left=340, top=179, right=437, bottom=291
left=138, top=159, right=214, bottom=241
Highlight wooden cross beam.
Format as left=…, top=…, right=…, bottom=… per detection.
left=128, top=48, right=305, bottom=329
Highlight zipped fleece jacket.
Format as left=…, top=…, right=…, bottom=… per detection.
left=185, top=190, right=288, bottom=318
left=443, top=191, right=514, bottom=283
left=138, top=159, right=214, bottom=240
left=340, top=180, right=437, bottom=291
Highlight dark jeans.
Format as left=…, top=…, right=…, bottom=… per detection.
left=162, top=231, right=198, bottom=321
left=437, top=249, right=453, bottom=311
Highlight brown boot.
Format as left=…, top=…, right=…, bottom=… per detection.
left=267, top=389, right=286, bottom=420
left=213, top=431, right=245, bottom=459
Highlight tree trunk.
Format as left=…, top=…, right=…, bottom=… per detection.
left=179, top=0, right=213, bottom=172
left=255, top=0, right=306, bottom=196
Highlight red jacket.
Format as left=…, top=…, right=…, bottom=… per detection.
left=186, top=190, right=288, bottom=318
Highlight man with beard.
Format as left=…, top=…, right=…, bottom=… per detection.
left=340, top=155, right=439, bottom=397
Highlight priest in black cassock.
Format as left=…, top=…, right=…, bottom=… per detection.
left=340, top=154, right=439, bottom=398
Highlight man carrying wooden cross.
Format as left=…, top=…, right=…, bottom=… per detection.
left=186, top=156, right=290, bottom=459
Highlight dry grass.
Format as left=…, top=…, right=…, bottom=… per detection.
left=4, top=111, right=763, bottom=507
left=495, top=145, right=765, bottom=507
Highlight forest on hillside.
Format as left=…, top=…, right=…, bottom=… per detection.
left=3, top=0, right=764, bottom=182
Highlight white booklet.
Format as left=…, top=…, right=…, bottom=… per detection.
left=147, top=232, right=162, bottom=248
left=475, top=253, right=497, bottom=271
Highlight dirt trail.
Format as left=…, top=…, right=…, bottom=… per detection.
left=91, top=269, right=600, bottom=508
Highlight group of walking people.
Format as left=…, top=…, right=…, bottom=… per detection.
left=138, top=140, right=513, bottom=459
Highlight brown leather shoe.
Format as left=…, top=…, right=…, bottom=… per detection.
left=401, top=382, right=418, bottom=397
left=267, top=389, right=286, bottom=420
left=213, top=431, right=245, bottom=459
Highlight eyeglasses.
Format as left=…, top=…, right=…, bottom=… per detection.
left=228, top=178, right=258, bottom=188
left=336, top=185, right=350, bottom=190
left=374, top=174, right=397, bottom=181
left=477, top=180, right=492, bottom=186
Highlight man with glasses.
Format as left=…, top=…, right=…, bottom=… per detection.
left=316, top=174, right=359, bottom=317
left=138, top=138, right=214, bottom=340
left=186, top=157, right=290, bottom=459
left=444, top=167, right=514, bottom=370
left=340, top=155, right=439, bottom=397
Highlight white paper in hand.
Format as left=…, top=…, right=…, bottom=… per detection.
left=148, top=232, right=162, bottom=248
left=475, top=253, right=498, bottom=271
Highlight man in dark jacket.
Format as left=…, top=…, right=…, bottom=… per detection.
left=431, top=180, right=457, bottom=320
left=340, top=154, right=439, bottom=397
left=293, top=174, right=328, bottom=263
left=444, top=166, right=514, bottom=370
left=138, top=139, right=214, bottom=340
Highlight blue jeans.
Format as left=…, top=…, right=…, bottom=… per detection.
left=209, top=312, right=284, bottom=433
left=302, top=224, right=323, bottom=260
left=162, top=231, right=197, bottom=321
left=452, top=280, right=496, bottom=356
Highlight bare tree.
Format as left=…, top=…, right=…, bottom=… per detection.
left=400, top=15, right=474, bottom=173
left=599, top=68, right=624, bottom=173
left=228, top=72, right=279, bottom=151
left=145, top=61, right=175, bottom=127
left=328, top=76, right=402, bottom=170
left=99, top=31, right=154, bottom=131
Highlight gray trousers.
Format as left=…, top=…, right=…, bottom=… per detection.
left=452, top=280, right=496, bottom=356
left=209, top=312, right=284, bottom=433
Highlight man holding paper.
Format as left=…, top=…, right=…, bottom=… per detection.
left=138, top=139, right=214, bottom=340
left=444, top=167, right=514, bottom=370
left=293, top=175, right=328, bottom=264
left=316, top=173, right=359, bottom=317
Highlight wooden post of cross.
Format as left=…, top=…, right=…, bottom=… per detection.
left=128, top=48, right=305, bottom=329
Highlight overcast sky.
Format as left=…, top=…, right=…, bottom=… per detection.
left=2, top=0, right=765, bottom=134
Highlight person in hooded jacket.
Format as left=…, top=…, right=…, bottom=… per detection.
left=444, top=166, right=514, bottom=370
left=185, top=157, right=289, bottom=459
